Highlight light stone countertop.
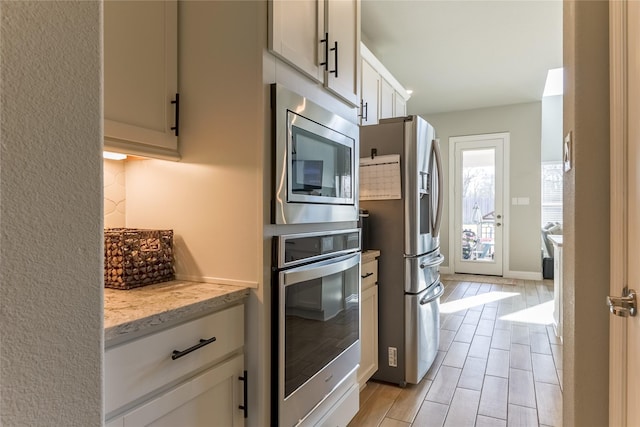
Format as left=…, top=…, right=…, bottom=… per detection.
left=104, top=280, right=250, bottom=344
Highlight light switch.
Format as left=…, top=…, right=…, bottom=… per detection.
left=512, top=197, right=519, bottom=205
left=518, top=197, right=530, bottom=205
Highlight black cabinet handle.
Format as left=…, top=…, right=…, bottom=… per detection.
left=319, top=33, right=329, bottom=71
left=238, top=370, right=248, bottom=418
left=171, top=336, right=216, bottom=360
left=361, top=272, right=374, bottom=279
left=170, top=93, right=180, bottom=137
left=329, top=41, right=338, bottom=77
left=364, top=102, right=368, bottom=121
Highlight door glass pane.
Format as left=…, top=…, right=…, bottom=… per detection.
left=460, top=149, right=495, bottom=263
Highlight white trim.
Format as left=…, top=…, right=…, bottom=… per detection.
left=448, top=132, right=510, bottom=277
left=503, top=270, right=543, bottom=281
left=360, top=42, right=410, bottom=101
left=609, top=1, right=629, bottom=425
left=175, top=273, right=259, bottom=289
left=439, top=266, right=452, bottom=275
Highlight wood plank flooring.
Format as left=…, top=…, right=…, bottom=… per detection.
left=349, top=275, right=562, bottom=427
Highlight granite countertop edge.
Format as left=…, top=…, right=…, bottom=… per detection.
left=104, top=280, right=250, bottom=343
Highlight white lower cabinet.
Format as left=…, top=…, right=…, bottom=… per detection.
left=123, top=355, right=245, bottom=427
left=358, top=252, right=380, bottom=388
left=105, top=304, right=245, bottom=426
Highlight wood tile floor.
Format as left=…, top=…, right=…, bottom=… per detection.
left=349, top=274, right=563, bottom=427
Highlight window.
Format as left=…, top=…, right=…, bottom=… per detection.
left=541, top=161, right=563, bottom=225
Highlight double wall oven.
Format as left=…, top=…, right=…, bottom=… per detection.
left=271, top=84, right=360, bottom=426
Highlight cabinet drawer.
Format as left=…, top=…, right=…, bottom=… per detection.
left=361, top=260, right=378, bottom=291
left=105, top=304, right=244, bottom=415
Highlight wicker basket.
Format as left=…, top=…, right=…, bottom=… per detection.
left=104, top=228, right=175, bottom=290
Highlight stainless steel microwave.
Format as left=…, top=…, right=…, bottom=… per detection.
left=272, top=84, right=359, bottom=224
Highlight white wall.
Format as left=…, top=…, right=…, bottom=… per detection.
left=0, top=2, right=103, bottom=425
left=424, top=102, right=542, bottom=276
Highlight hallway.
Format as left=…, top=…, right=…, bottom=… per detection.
left=349, top=275, right=563, bottom=427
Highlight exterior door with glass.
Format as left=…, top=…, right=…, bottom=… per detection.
left=451, top=134, right=507, bottom=276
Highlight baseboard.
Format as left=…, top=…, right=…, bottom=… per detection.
left=439, top=265, right=452, bottom=275
left=503, top=270, right=543, bottom=281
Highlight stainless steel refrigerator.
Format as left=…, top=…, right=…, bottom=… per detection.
left=360, top=115, right=444, bottom=386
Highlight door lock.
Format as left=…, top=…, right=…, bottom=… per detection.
left=607, top=289, right=637, bottom=317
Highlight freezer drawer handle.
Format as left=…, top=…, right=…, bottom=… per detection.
left=419, top=254, right=445, bottom=269
left=420, top=283, right=444, bottom=305
left=171, top=336, right=217, bottom=360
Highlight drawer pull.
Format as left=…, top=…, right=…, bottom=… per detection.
left=171, top=336, right=217, bottom=360
left=361, top=272, right=374, bottom=279
left=239, top=370, right=248, bottom=418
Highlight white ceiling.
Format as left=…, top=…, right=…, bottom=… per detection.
left=361, top=0, right=563, bottom=115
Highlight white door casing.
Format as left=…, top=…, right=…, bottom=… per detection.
left=450, top=133, right=509, bottom=276
left=610, top=1, right=640, bottom=425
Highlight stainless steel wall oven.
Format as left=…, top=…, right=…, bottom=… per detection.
left=272, top=229, right=361, bottom=427
left=271, top=84, right=359, bottom=224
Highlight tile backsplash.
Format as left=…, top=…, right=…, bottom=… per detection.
left=104, top=159, right=126, bottom=228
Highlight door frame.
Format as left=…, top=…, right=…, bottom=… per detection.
left=448, top=132, right=510, bottom=276
left=610, top=1, right=630, bottom=424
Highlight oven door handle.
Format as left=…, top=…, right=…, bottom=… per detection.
left=281, top=252, right=361, bottom=286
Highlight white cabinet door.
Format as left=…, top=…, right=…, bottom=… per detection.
left=394, top=92, right=407, bottom=117
left=324, top=0, right=360, bottom=106
left=269, top=0, right=324, bottom=83
left=104, top=0, right=179, bottom=159
left=123, top=354, right=245, bottom=427
left=379, top=78, right=395, bottom=119
left=357, top=284, right=378, bottom=387
left=360, top=60, right=379, bottom=126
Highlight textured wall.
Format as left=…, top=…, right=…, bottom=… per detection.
left=0, top=2, right=103, bottom=425
left=425, top=102, right=542, bottom=275
left=562, top=2, right=610, bottom=426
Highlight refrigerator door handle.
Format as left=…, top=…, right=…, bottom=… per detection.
left=420, top=282, right=445, bottom=305
left=431, top=139, right=444, bottom=237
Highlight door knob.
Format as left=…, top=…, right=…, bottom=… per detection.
left=496, top=223, right=502, bottom=227
left=607, top=289, right=637, bottom=317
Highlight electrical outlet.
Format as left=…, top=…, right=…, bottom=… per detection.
left=388, top=347, right=398, bottom=367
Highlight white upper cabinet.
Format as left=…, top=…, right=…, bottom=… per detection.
left=104, top=0, right=180, bottom=160
left=324, top=0, right=360, bottom=106
left=269, top=0, right=360, bottom=107
left=395, top=93, right=407, bottom=117
left=360, top=43, right=410, bottom=124
left=269, top=0, right=325, bottom=83
left=360, top=59, right=379, bottom=126
left=380, top=78, right=395, bottom=119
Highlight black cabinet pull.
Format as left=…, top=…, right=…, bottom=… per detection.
left=238, top=370, right=248, bottom=418
left=171, top=336, right=216, bottom=360
left=319, top=33, right=329, bottom=71
left=329, top=41, right=338, bottom=77
left=364, top=102, right=368, bottom=121
left=170, top=93, right=180, bottom=137
left=361, top=272, right=374, bottom=279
